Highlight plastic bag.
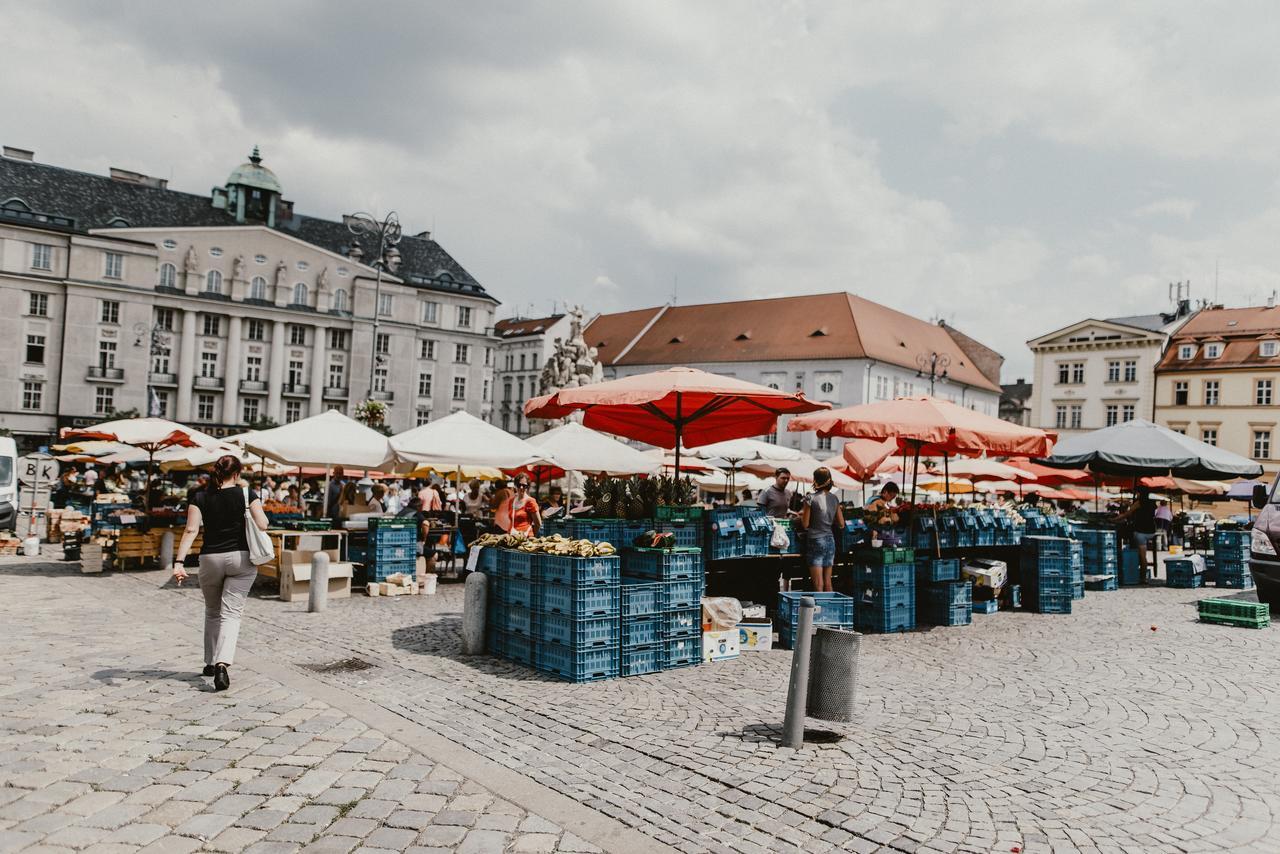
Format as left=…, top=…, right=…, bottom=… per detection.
left=701, top=596, right=743, bottom=630
left=769, top=519, right=791, bottom=551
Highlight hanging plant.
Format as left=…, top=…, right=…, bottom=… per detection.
left=354, top=399, right=387, bottom=428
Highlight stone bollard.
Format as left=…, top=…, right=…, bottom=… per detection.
left=461, top=572, right=488, bottom=655
left=158, top=531, right=175, bottom=570
left=308, top=552, right=330, bottom=613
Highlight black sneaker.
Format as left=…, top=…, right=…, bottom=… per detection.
left=202, top=665, right=216, bottom=677
left=213, top=664, right=230, bottom=691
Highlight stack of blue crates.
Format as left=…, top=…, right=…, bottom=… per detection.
left=367, top=517, right=417, bottom=582
left=1165, top=557, right=1205, bottom=588
left=1213, top=530, right=1254, bottom=588
left=1074, top=528, right=1118, bottom=590
left=706, top=508, right=745, bottom=560
left=854, top=549, right=916, bottom=633
left=1022, top=536, right=1073, bottom=614
left=741, top=510, right=772, bottom=556
left=915, top=556, right=970, bottom=626
left=993, top=514, right=1026, bottom=546
left=534, top=552, right=622, bottom=682
left=1069, top=540, right=1085, bottom=600
left=776, top=591, right=855, bottom=649
left=973, top=509, right=997, bottom=546
left=955, top=513, right=978, bottom=548
left=621, top=547, right=703, bottom=671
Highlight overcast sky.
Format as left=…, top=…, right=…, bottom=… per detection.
left=6, top=1, right=1280, bottom=378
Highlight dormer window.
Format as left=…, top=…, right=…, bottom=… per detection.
left=810, top=328, right=828, bottom=337
left=1205, top=343, right=1222, bottom=359
left=669, top=336, right=684, bottom=344
left=1262, top=341, right=1278, bottom=358
left=735, top=332, right=751, bottom=341
left=1178, top=344, right=1195, bottom=360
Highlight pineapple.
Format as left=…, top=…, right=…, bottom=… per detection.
left=625, top=478, right=646, bottom=520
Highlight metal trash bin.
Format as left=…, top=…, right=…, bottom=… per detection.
left=806, top=626, right=860, bottom=722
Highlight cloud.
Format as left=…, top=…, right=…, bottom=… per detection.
left=1133, top=198, right=1198, bottom=220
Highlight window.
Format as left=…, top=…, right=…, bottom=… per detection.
left=154, top=390, right=169, bottom=418
left=418, top=373, right=433, bottom=397
left=520, top=353, right=526, bottom=371
left=1262, top=341, right=1279, bottom=358
left=820, top=381, right=836, bottom=395
left=196, top=394, right=215, bottom=421
left=104, top=252, right=123, bottom=279
left=420, top=339, right=436, bottom=360
left=328, top=329, right=349, bottom=350
left=378, top=294, right=393, bottom=317
left=289, top=325, right=306, bottom=346
left=1107, top=361, right=1121, bottom=383
left=205, top=270, right=223, bottom=294
left=163, top=239, right=177, bottom=250
left=901, top=381, right=915, bottom=397
left=455, top=343, right=470, bottom=363
left=97, top=340, right=117, bottom=369
left=1105, top=404, right=1118, bottom=427
left=101, top=300, right=120, bottom=324
left=31, top=244, right=52, bottom=270
left=485, top=347, right=493, bottom=367
left=285, top=401, right=303, bottom=424
left=200, top=351, right=218, bottom=378
left=21, top=381, right=42, bottom=411
left=1055, top=405, right=1068, bottom=430
left=1057, top=364, right=1069, bottom=384
left=292, top=283, right=308, bottom=305
left=503, top=381, right=512, bottom=401
left=1071, top=363, right=1085, bottom=384
left=332, top=289, right=349, bottom=312
left=209, top=247, right=223, bottom=257
left=1201, top=428, right=1218, bottom=446
left=1254, top=431, right=1272, bottom=460
left=247, top=319, right=265, bottom=341
left=1257, top=380, right=1273, bottom=406
left=874, top=376, right=890, bottom=400
left=94, top=386, right=114, bottom=415
left=1121, top=404, right=1135, bottom=422
left=249, top=276, right=267, bottom=300
left=453, top=375, right=467, bottom=400
left=416, top=409, right=431, bottom=427
left=242, top=398, right=260, bottom=424
left=1123, top=360, right=1137, bottom=383
left=202, top=315, right=221, bottom=337
left=245, top=356, right=263, bottom=382
left=1204, top=380, right=1220, bottom=406
left=1174, top=381, right=1188, bottom=406
left=457, top=306, right=472, bottom=328
left=28, top=293, right=48, bottom=316
left=1178, top=344, right=1195, bottom=360
left=155, top=308, right=175, bottom=331
left=816, top=436, right=833, bottom=452
left=375, top=333, right=390, bottom=355
left=288, top=360, right=304, bottom=387
left=1205, top=343, right=1222, bottom=359
left=373, top=366, right=388, bottom=392
left=483, top=378, right=490, bottom=402
left=328, top=363, right=344, bottom=388
left=25, top=334, right=44, bottom=364
left=1070, top=405, right=1082, bottom=430
left=421, top=302, right=439, bottom=323
left=159, top=263, right=177, bottom=288
left=152, top=346, right=170, bottom=374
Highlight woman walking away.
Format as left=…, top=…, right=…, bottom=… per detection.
left=801, top=466, right=843, bottom=593
left=172, top=455, right=270, bottom=691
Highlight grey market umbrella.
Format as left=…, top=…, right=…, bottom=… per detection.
left=1039, top=419, right=1262, bottom=480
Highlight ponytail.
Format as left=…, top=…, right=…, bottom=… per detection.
left=813, top=466, right=833, bottom=492
left=211, top=454, right=243, bottom=486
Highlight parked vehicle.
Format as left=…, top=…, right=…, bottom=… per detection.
left=0, top=436, right=15, bottom=532
left=1183, top=510, right=1216, bottom=531
left=1250, top=479, right=1280, bottom=608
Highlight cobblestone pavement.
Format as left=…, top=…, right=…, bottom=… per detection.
left=4, top=557, right=1280, bottom=854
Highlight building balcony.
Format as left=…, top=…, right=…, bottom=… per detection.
left=283, top=383, right=310, bottom=397
left=149, top=371, right=178, bottom=387
left=324, top=386, right=349, bottom=399
left=193, top=375, right=224, bottom=390
left=87, top=366, right=125, bottom=382
left=370, top=389, right=394, bottom=402
left=239, top=379, right=268, bottom=394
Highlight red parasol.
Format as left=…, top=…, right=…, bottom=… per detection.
left=840, top=437, right=900, bottom=480
left=1003, top=459, right=1092, bottom=485
left=525, top=367, right=829, bottom=475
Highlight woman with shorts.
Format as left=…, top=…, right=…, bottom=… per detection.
left=800, top=467, right=843, bottom=592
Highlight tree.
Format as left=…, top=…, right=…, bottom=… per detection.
left=248, top=416, right=280, bottom=431
left=108, top=407, right=140, bottom=420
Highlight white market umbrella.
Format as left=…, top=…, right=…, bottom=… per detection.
left=392, top=411, right=556, bottom=470
left=691, top=438, right=809, bottom=462
left=526, top=422, right=658, bottom=476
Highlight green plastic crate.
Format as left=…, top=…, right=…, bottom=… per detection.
left=655, top=505, right=705, bottom=522
left=1197, top=598, right=1270, bottom=629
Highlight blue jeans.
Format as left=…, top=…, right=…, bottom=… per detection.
left=807, top=533, right=836, bottom=568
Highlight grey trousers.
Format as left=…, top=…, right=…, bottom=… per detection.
left=198, top=550, right=257, bottom=665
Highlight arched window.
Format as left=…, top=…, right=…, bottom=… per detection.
left=158, top=263, right=176, bottom=288
left=249, top=276, right=267, bottom=300
left=332, top=289, right=349, bottom=312
left=205, top=270, right=222, bottom=294
left=292, top=282, right=308, bottom=305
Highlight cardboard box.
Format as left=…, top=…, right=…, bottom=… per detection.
left=737, top=621, right=773, bottom=651
left=280, top=557, right=352, bottom=602
left=741, top=604, right=767, bottom=620
left=702, top=628, right=741, bottom=662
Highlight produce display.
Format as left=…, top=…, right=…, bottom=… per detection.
left=472, top=532, right=617, bottom=557
left=582, top=475, right=696, bottom=520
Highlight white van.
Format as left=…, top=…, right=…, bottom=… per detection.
left=0, top=436, right=16, bottom=532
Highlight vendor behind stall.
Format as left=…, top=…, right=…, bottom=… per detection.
left=864, top=481, right=900, bottom=524
left=1115, top=486, right=1158, bottom=584
left=503, top=475, right=541, bottom=535
left=757, top=468, right=797, bottom=519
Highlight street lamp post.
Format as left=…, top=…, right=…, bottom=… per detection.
left=346, top=212, right=402, bottom=400
left=915, top=351, right=951, bottom=396
left=133, top=321, right=171, bottom=416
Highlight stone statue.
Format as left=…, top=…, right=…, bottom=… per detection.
left=536, top=306, right=603, bottom=396
left=316, top=266, right=329, bottom=292
left=232, top=255, right=245, bottom=280
left=275, top=259, right=288, bottom=289
left=183, top=246, right=198, bottom=272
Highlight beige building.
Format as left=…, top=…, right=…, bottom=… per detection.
left=492, top=313, right=571, bottom=437
left=1, top=146, right=498, bottom=448
left=1155, top=303, right=1280, bottom=478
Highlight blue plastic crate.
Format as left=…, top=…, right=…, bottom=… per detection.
left=922, top=580, right=971, bottom=607
left=368, top=517, right=417, bottom=544
left=858, top=586, right=915, bottom=614
left=705, top=535, right=744, bottom=560
left=778, top=620, right=855, bottom=649
left=855, top=562, right=914, bottom=589
left=655, top=520, right=703, bottom=549
left=618, top=521, right=652, bottom=548
left=555, top=518, right=622, bottom=545
left=664, top=635, right=701, bottom=668
left=368, top=559, right=416, bottom=582
left=1022, top=536, right=1073, bottom=557
left=1028, top=575, right=1070, bottom=595
left=371, top=542, right=415, bottom=562
left=743, top=532, right=771, bottom=557
left=621, top=615, right=663, bottom=647
left=1166, top=574, right=1204, bottom=589
left=620, top=579, right=664, bottom=617
left=504, top=632, right=534, bottom=666
left=539, top=555, right=621, bottom=587
left=502, top=550, right=534, bottom=580
left=1213, top=529, right=1251, bottom=548
left=664, top=608, right=702, bottom=638
left=1084, top=575, right=1118, bottom=591
left=1071, top=581, right=1085, bottom=600
left=1216, top=559, right=1250, bottom=577
left=1029, top=594, right=1071, bottom=614
left=777, top=591, right=856, bottom=625
left=1008, top=584, right=1021, bottom=609
left=915, top=557, right=961, bottom=582
left=1216, top=573, right=1254, bottom=589
left=662, top=578, right=704, bottom=611
left=620, top=644, right=662, bottom=677
left=855, top=606, right=913, bottom=633
left=538, top=613, right=620, bottom=649
left=973, top=599, right=1000, bottom=615
left=501, top=576, right=538, bottom=609
left=976, top=530, right=996, bottom=546
left=478, top=547, right=498, bottom=573
left=536, top=644, right=619, bottom=682
left=622, top=548, right=703, bottom=581
left=502, top=604, right=537, bottom=636
left=1028, top=555, right=1071, bottom=577
left=538, top=583, right=620, bottom=618
left=1214, top=545, right=1252, bottom=562
left=921, top=603, right=972, bottom=627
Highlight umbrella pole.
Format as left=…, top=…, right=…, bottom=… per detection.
left=944, top=452, right=950, bottom=502
left=910, top=442, right=921, bottom=506
left=673, top=392, right=683, bottom=480
left=145, top=448, right=155, bottom=515
left=322, top=464, right=333, bottom=522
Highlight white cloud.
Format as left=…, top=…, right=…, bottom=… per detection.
left=1133, top=198, right=1198, bottom=220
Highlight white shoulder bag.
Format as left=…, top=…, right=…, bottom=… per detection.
left=242, top=487, right=275, bottom=565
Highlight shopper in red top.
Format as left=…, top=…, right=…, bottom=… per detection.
left=505, top=475, right=542, bottom=536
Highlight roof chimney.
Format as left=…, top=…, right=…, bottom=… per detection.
left=2, top=146, right=34, bottom=162
left=108, top=167, right=168, bottom=189
left=1268, top=291, right=1276, bottom=309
